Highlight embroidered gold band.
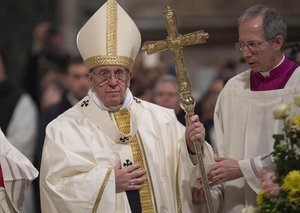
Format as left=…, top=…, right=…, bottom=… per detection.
left=113, top=110, right=155, bottom=212
left=84, top=55, right=134, bottom=70
left=136, top=132, right=158, bottom=212
left=92, top=167, right=113, bottom=213
left=107, top=0, right=117, bottom=56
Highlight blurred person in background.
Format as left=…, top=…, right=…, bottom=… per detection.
left=22, top=21, right=70, bottom=109
left=0, top=50, right=38, bottom=162
left=130, top=52, right=169, bottom=102
left=37, top=57, right=89, bottom=149
left=153, top=74, right=186, bottom=125
left=0, top=49, right=38, bottom=212
left=196, top=77, right=225, bottom=147
left=195, top=61, right=235, bottom=147
left=39, top=74, right=65, bottom=110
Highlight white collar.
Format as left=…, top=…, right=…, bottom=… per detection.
left=259, top=55, right=285, bottom=77
left=88, top=88, right=133, bottom=111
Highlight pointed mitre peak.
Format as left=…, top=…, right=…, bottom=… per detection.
left=77, top=0, right=141, bottom=70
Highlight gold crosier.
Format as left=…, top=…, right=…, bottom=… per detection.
left=142, top=6, right=214, bottom=213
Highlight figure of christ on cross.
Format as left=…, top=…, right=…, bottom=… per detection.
left=142, top=5, right=214, bottom=213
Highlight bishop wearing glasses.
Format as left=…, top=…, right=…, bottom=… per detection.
left=209, top=4, right=300, bottom=213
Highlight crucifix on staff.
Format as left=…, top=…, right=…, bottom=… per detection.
left=142, top=5, right=215, bottom=213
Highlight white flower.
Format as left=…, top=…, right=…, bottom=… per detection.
left=272, top=103, right=291, bottom=119
left=294, top=93, right=300, bottom=107
left=242, top=205, right=258, bottom=213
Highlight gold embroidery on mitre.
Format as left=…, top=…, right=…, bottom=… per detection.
left=113, top=109, right=155, bottom=212
left=107, top=0, right=117, bottom=56
left=84, top=55, right=133, bottom=71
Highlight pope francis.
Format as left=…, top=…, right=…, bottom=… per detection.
left=39, top=0, right=221, bottom=212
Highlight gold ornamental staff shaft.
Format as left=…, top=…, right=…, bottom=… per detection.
left=142, top=6, right=214, bottom=213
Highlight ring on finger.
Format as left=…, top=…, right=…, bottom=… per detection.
left=130, top=179, right=135, bottom=186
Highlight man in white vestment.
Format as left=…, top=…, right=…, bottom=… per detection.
left=40, top=0, right=221, bottom=212
left=0, top=129, right=38, bottom=212
left=208, top=5, right=300, bottom=213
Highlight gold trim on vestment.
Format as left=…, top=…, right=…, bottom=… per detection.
left=113, top=109, right=131, bottom=134
left=92, top=167, right=113, bottom=213
left=176, top=157, right=182, bottom=213
left=113, top=109, right=155, bottom=212
left=136, top=132, right=158, bottom=213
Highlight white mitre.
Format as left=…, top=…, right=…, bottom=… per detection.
left=77, top=0, right=141, bottom=70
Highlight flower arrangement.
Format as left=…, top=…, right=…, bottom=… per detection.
left=243, top=94, right=300, bottom=213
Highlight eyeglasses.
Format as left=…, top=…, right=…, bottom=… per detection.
left=91, top=69, right=128, bottom=85
left=235, top=40, right=271, bottom=51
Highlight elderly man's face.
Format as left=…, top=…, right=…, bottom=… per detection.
left=88, top=65, right=132, bottom=107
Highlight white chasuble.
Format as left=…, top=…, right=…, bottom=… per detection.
left=214, top=67, right=300, bottom=213
left=40, top=95, right=217, bottom=213
left=0, top=130, right=38, bottom=212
